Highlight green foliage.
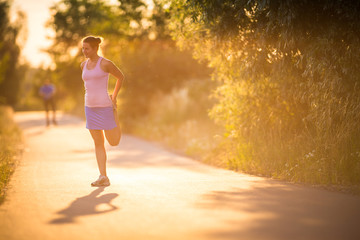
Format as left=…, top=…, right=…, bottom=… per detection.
left=46, top=0, right=211, bottom=126
left=110, top=39, right=210, bottom=129
left=46, top=0, right=122, bottom=111
left=169, top=0, right=360, bottom=187
left=0, top=106, right=22, bottom=204
left=48, top=0, right=120, bottom=50
left=0, top=0, right=27, bottom=106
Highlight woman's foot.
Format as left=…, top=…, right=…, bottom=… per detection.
left=91, top=175, right=110, bottom=187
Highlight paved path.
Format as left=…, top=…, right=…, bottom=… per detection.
left=1, top=111, right=360, bottom=240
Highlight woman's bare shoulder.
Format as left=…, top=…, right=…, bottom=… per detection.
left=100, top=58, right=115, bottom=71
left=101, top=57, right=113, bottom=66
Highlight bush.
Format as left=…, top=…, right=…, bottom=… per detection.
left=169, top=0, right=360, bottom=191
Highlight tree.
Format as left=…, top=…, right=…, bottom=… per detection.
left=107, top=0, right=210, bottom=127
left=0, top=0, right=27, bottom=106
left=46, top=0, right=210, bottom=126
left=45, top=0, right=123, bottom=111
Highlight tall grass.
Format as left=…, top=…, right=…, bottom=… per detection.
left=209, top=78, right=360, bottom=194
left=0, top=106, right=22, bottom=204
left=127, top=76, right=360, bottom=195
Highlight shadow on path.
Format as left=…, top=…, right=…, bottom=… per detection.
left=49, top=187, right=119, bottom=224
left=198, top=185, right=360, bottom=240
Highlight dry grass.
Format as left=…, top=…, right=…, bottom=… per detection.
left=0, top=106, right=22, bottom=204
left=127, top=79, right=360, bottom=195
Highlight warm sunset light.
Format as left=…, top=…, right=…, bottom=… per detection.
left=1, top=0, right=360, bottom=239
left=12, top=0, right=58, bottom=67
left=12, top=0, right=120, bottom=67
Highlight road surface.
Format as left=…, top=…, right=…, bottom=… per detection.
left=0, top=111, right=360, bottom=240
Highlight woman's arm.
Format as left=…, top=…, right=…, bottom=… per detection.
left=103, top=59, right=125, bottom=104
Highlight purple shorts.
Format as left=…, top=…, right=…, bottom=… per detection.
left=85, top=106, right=117, bottom=130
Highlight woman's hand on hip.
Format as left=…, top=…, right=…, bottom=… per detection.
left=110, top=94, right=117, bottom=109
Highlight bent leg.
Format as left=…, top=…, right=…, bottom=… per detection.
left=89, top=129, right=107, bottom=176
left=105, top=126, right=121, bottom=146
left=104, top=108, right=121, bottom=146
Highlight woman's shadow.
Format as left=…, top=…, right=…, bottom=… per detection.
left=49, top=187, right=119, bottom=224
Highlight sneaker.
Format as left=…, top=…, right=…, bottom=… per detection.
left=91, top=175, right=110, bottom=187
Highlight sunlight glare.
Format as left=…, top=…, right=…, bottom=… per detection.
left=12, top=0, right=60, bottom=67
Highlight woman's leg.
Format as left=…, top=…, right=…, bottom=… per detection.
left=44, top=100, right=50, bottom=126
left=104, top=108, right=121, bottom=146
left=89, top=129, right=107, bottom=176
left=50, top=98, right=57, bottom=125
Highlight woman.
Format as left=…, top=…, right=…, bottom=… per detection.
left=81, top=36, right=124, bottom=187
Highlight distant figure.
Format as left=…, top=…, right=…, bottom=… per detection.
left=39, top=79, right=57, bottom=126
left=81, top=35, right=124, bottom=187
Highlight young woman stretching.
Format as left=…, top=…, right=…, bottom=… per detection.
left=81, top=36, right=124, bottom=187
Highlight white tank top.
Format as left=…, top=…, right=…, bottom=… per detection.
left=82, top=57, right=112, bottom=107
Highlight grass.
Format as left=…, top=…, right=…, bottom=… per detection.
left=125, top=82, right=360, bottom=195
left=133, top=116, right=360, bottom=195
left=0, top=106, right=22, bottom=205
